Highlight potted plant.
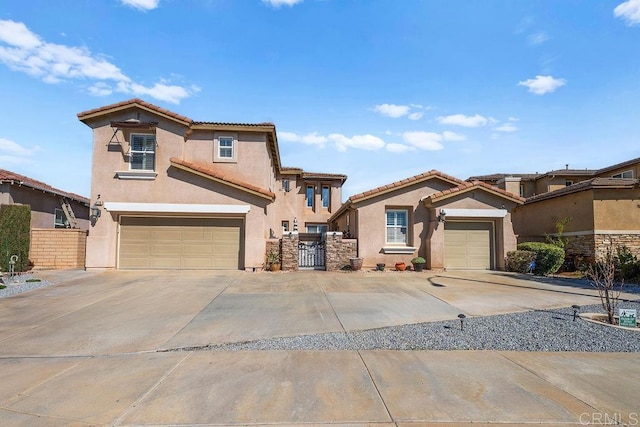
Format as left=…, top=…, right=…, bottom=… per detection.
left=395, top=261, right=406, bottom=271
left=266, top=250, right=281, bottom=272
left=349, top=257, right=363, bottom=271
left=411, top=256, right=426, bottom=272
left=376, top=263, right=385, bottom=271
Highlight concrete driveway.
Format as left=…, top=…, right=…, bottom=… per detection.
left=0, top=269, right=638, bottom=425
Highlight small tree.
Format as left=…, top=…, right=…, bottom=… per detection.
left=546, top=216, right=571, bottom=249
left=585, top=245, right=624, bottom=325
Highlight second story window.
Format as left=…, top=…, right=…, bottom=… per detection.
left=283, top=179, right=290, bottom=192
left=130, top=134, right=155, bottom=171
left=612, top=170, right=634, bottom=179
left=321, top=185, right=330, bottom=208
left=306, top=185, right=314, bottom=208
left=219, top=137, right=234, bottom=158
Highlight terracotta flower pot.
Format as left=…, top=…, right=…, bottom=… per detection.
left=395, top=262, right=406, bottom=271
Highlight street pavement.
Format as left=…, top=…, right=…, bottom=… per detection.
left=0, top=269, right=638, bottom=425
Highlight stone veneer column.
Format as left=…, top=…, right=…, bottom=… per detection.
left=281, top=231, right=299, bottom=271
left=324, top=231, right=343, bottom=271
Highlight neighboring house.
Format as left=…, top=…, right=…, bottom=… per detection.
left=0, top=169, right=90, bottom=230
left=77, top=99, right=345, bottom=270
left=513, top=178, right=640, bottom=262
left=472, top=157, right=640, bottom=261
left=328, top=171, right=524, bottom=270
left=470, top=157, right=640, bottom=198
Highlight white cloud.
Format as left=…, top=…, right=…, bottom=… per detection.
left=408, top=112, right=423, bottom=120
left=436, top=114, right=488, bottom=128
left=386, top=143, right=414, bottom=153
left=614, top=0, right=640, bottom=25
left=262, top=0, right=303, bottom=7
left=329, top=134, right=385, bottom=152
left=0, top=137, right=40, bottom=165
left=121, top=0, right=159, bottom=10
left=372, top=103, right=411, bottom=118
left=402, top=131, right=444, bottom=151
left=518, top=75, right=566, bottom=95
left=508, top=117, right=519, bottom=122
left=494, top=123, right=518, bottom=132
left=279, top=131, right=327, bottom=146
left=0, top=20, right=41, bottom=49
left=528, top=31, right=550, bottom=46
left=442, top=131, right=466, bottom=141
left=0, top=19, right=195, bottom=104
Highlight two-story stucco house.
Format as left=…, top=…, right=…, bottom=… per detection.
left=78, top=99, right=345, bottom=270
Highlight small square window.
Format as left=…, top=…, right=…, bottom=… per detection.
left=54, top=208, right=68, bottom=228
left=130, top=134, right=155, bottom=171
left=282, top=221, right=290, bottom=232
left=219, top=137, right=234, bottom=158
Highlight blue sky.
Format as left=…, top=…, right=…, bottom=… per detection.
left=1, top=0, right=639, bottom=200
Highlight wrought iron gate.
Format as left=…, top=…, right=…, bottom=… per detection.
left=298, top=241, right=325, bottom=270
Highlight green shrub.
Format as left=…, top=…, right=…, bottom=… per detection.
left=0, top=204, right=31, bottom=272
left=614, top=245, right=640, bottom=282
left=505, top=250, right=536, bottom=273
left=517, top=242, right=565, bottom=276
left=411, top=257, right=426, bottom=264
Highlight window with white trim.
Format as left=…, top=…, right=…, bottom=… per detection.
left=130, top=134, right=155, bottom=171
left=218, top=136, right=234, bottom=158
left=321, top=185, right=330, bottom=208
left=282, top=179, right=290, bottom=192
left=306, top=185, right=314, bottom=208
left=386, top=209, right=408, bottom=244
left=612, top=170, right=634, bottom=179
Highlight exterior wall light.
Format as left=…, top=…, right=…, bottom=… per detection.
left=438, top=209, right=447, bottom=223
left=90, top=195, right=103, bottom=226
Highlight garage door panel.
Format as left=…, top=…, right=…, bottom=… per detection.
left=119, top=217, right=243, bottom=270
left=444, top=222, right=492, bottom=270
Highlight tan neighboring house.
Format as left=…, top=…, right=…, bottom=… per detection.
left=0, top=169, right=90, bottom=230
left=472, top=156, right=640, bottom=261
left=77, top=98, right=345, bottom=270
left=328, top=171, right=524, bottom=270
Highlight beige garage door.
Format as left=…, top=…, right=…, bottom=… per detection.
left=444, top=222, right=492, bottom=269
left=119, top=217, right=243, bottom=269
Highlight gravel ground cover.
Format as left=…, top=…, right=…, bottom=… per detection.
left=183, top=300, right=640, bottom=353
left=0, top=273, right=52, bottom=298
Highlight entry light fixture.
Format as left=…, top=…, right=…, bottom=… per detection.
left=90, top=195, right=103, bottom=226
left=458, top=313, right=466, bottom=331
left=571, top=304, right=581, bottom=321
left=438, top=209, right=447, bottom=223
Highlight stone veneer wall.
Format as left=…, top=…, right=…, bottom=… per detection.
left=527, top=233, right=640, bottom=264
left=268, top=232, right=357, bottom=272
left=265, top=239, right=280, bottom=270
left=29, top=228, right=87, bottom=269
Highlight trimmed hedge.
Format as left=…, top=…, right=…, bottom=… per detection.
left=517, top=242, right=565, bottom=276
left=0, top=204, right=31, bottom=272
left=505, top=250, right=536, bottom=273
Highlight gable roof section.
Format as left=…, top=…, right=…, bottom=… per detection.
left=524, top=177, right=640, bottom=204
left=78, top=99, right=287, bottom=174
left=78, top=98, right=193, bottom=126
left=169, top=158, right=275, bottom=201
left=329, top=170, right=464, bottom=221
left=0, top=169, right=89, bottom=204
left=423, top=181, right=525, bottom=205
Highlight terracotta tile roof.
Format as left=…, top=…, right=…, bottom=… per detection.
left=77, top=98, right=194, bottom=124
left=425, top=180, right=525, bottom=204
left=169, top=158, right=275, bottom=200
left=0, top=169, right=89, bottom=204
left=192, top=121, right=276, bottom=127
left=348, top=170, right=464, bottom=203
left=525, top=177, right=640, bottom=204
left=302, top=172, right=347, bottom=182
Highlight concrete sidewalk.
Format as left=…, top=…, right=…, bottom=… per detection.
left=0, top=350, right=637, bottom=425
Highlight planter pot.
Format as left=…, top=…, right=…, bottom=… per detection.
left=412, top=263, right=425, bottom=272
left=270, top=263, right=281, bottom=272
left=395, top=262, right=406, bottom=271
left=349, top=258, right=363, bottom=271
left=376, top=263, right=385, bottom=271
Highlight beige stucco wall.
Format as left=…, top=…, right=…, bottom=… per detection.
left=84, top=108, right=276, bottom=270
left=593, top=188, right=640, bottom=230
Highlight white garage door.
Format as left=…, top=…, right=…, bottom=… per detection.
left=119, top=217, right=243, bottom=269
left=444, top=222, right=492, bottom=269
